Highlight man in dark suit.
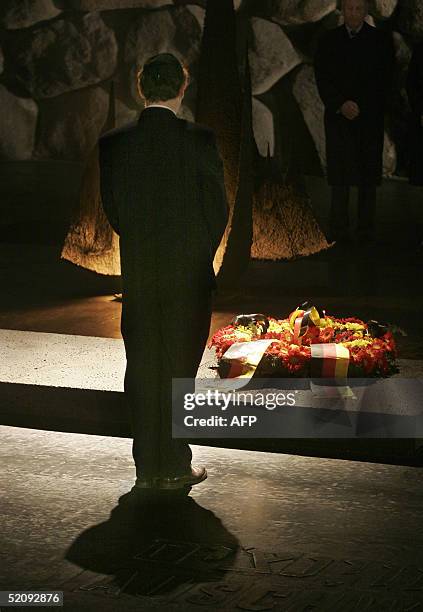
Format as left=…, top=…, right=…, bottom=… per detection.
left=314, top=0, right=394, bottom=245
left=99, top=54, right=228, bottom=491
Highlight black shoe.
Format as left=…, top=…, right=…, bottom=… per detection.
left=157, top=466, right=207, bottom=490
left=134, top=475, right=160, bottom=489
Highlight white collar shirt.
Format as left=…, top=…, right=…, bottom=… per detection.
left=144, top=104, right=177, bottom=116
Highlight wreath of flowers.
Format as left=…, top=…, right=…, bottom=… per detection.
left=209, top=312, right=397, bottom=377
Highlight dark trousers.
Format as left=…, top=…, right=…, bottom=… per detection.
left=123, top=290, right=212, bottom=479
left=330, top=185, right=377, bottom=239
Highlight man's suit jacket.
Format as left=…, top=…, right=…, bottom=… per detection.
left=315, top=22, right=394, bottom=186
left=98, top=107, right=228, bottom=342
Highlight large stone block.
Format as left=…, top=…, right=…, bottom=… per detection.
left=178, top=81, right=197, bottom=122
left=383, top=131, right=397, bottom=176
left=252, top=97, right=274, bottom=156
left=0, top=86, right=38, bottom=160
left=9, top=12, right=118, bottom=99
left=396, top=0, right=423, bottom=39
left=255, top=0, right=336, bottom=26
left=114, top=98, right=140, bottom=127
left=186, top=4, right=205, bottom=29
left=56, top=0, right=172, bottom=9
left=292, top=64, right=326, bottom=170
left=0, top=0, right=61, bottom=30
left=33, top=87, right=109, bottom=160
left=124, top=6, right=201, bottom=104
left=250, top=17, right=302, bottom=96
left=393, top=31, right=412, bottom=70
left=174, top=0, right=244, bottom=9
left=368, top=0, right=398, bottom=20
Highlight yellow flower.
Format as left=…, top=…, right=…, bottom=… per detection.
left=343, top=338, right=372, bottom=349
left=234, top=327, right=254, bottom=341
left=268, top=319, right=290, bottom=334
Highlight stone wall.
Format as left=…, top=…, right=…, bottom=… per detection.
left=0, top=0, right=420, bottom=176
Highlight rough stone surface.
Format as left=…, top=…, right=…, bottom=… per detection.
left=252, top=182, right=331, bottom=260
left=178, top=104, right=195, bottom=122
left=0, top=46, right=4, bottom=75
left=252, top=97, right=274, bottom=156
left=292, top=64, right=326, bottom=170
left=57, top=0, right=172, bottom=9
left=392, top=30, right=412, bottom=112
left=0, top=0, right=61, bottom=30
left=393, top=31, right=412, bottom=70
left=390, top=32, right=412, bottom=146
left=179, top=82, right=197, bottom=122
left=368, top=0, right=398, bottom=19
left=256, top=0, right=337, bottom=26
left=174, top=0, right=244, bottom=9
left=250, top=17, right=302, bottom=96
left=0, top=86, right=38, bottom=160
left=124, top=6, right=201, bottom=105
left=186, top=4, right=205, bottom=28
left=115, top=98, right=139, bottom=128
left=383, top=131, right=397, bottom=176
left=9, top=12, right=118, bottom=99
left=34, top=87, right=109, bottom=160
left=397, top=0, right=423, bottom=38
left=319, top=8, right=343, bottom=29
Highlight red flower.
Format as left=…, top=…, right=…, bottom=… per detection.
left=319, top=327, right=335, bottom=343
left=304, top=326, right=320, bottom=344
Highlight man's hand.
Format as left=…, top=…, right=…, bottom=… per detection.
left=340, top=100, right=360, bottom=120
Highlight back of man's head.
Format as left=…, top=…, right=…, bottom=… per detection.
left=138, top=53, right=187, bottom=103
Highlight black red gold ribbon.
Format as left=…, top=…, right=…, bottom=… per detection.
left=289, top=305, right=321, bottom=345
left=311, top=343, right=350, bottom=377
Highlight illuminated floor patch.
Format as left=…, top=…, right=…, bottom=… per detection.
left=0, top=329, right=126, bottom=391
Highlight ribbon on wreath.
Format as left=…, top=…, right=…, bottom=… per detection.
left=290, top=304, right=351, bottom=377
left=219, top=339, right=276, bottom=380
left=289, top=304, right=321, bottom=345
left=311, top=343, right=350, bottom=378
left=220, top=306, right=351, bottom=382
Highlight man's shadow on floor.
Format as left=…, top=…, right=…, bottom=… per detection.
left=65, top=489, right=240, bottom=599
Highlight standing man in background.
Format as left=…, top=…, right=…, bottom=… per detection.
left=99, top=53, right=228, bottom=493
left=315, top=0, right=394, bottom=245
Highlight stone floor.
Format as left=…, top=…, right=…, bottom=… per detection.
left=0, top=176, right=422, bottom=610
left=1, top=425, right=423, bottom=611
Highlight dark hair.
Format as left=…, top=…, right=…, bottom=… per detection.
left=137, top=53, right=188, bottom=102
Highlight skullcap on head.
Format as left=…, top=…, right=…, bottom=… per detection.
left=143, top=53, right=184, bottom=80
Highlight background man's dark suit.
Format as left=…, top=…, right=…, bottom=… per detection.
left=407, top=43, right=423, bottom=186
left=99, top=107, right=228, bottom=480
left=315, top=21, right=394, bottom=240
